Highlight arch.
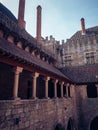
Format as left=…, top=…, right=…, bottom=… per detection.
left=67, top=118, right=73, bottom=130
left=54, top=123, right=64, bottom=130
left=90, top=116, right=98, bottom=130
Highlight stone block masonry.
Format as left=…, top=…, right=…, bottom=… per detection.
left=0, top=98, right=75, bottom=130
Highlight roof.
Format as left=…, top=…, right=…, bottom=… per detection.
left=0, top=3, right=17, bottom=23
left=60, top=65, right=98, bottom=84
left=0, top=38, right=71, bottom=82
left=66, top=26, right=98, bottom=43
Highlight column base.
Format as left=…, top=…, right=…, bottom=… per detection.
left=31, top=97, right=38, bottom=100
left=44, top=97, right=50, bottom=99
left=12, top=97, right=21, bottom=100
left=53, top=97, right=58, bottom=99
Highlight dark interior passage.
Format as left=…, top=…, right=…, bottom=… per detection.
left=90, top=116, right=98, bottom=130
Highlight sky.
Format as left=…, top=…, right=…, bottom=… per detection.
left=0, top=0, right=98, bottom=42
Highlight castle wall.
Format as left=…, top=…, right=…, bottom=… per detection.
left=62, top=35, right=98, bottom=66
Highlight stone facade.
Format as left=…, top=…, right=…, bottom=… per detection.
left=61, top=31, right=98, bottom=67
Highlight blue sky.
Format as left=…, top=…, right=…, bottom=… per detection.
left=0, top=0, right=98, bottom=42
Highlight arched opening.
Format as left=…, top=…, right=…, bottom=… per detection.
left=63, top=85, right=66, bottom=97
left=68, top=86, right=70, bottom=97
left=48, top=79, right=54, bottom=98
left=18, top=70, right=32, bottom=99
left=67, top=118, right=73, bottom=130
left=87, top=84, right=97, bottom=98
left=36, top=75, right=45, bottom=99
left=57, top=82, right=61, bottom=98
left=27, top=80, right=32, bottom=99
left=0, top=62, right=14, bottom=100
left=55, top=124, right=64, bottom=130
left=90, top=116, right=98, bottom=130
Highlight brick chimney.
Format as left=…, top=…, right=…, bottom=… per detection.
left=18, top=0, right=26, bottom=29
left=81, top=18, right=86, bottom=35
left=36, top=5, right=42, bottom=43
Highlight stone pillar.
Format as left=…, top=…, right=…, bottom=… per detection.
left=54, top=79, right=58, bottom=98
left=18, top=0, right=26, bottom=29
left=32, top=72, right=39, bottom=99
left=44, top=76, right=50, bottom=98
left=36, top=5, right=42, bottom=43
left=61, top=82, right=64, bottom=98
left=13, top=66, right=23, bottom=100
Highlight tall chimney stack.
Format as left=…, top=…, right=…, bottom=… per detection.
left=36, top=5, right=42, bottom=43
left=18, top=0, right=26, bottom=29
left=81, top=18, right=86, bottom=35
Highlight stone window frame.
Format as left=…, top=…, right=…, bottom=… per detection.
left=84, top=51, right=96, bottom=65
left=64, top=55, right=73, bottom=66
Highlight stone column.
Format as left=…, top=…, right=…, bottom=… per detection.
left=61, top=82, right=64, bottom=98
left=44, top=76, right=50, bottom=98
left=32, top=72, right=39, bottom=99
left=54, top=79, right=58, bottom=98
left=13, top=66, right=23, bottom=100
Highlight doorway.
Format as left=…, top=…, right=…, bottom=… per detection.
left=90, top=116, right=98, bottom=130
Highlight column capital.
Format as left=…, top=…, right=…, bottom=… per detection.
left=13, top=66, right=23, bottom=74
left=66, top=83, right=70, bottom=87
left=59, top=81, right=64, bottom=85
left=44, top=76, right=50, bottom=81
left=70, top=84, right=75, bottom=87
left=32, top=72, right=39, bottom=78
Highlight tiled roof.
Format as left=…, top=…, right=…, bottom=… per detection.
left=67, top=26, right=98, bottom=42
left=0, top=3, right=17, bottom=22
left=0, top=38, right=71, bottom=82
left=60, top=65, right=98, bottom=84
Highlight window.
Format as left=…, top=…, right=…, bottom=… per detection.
left=85, top=52, right=95, bottom=64
left=87, top=84, right=97, bottom=98
left=65, top=56, right=72, bottom=66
